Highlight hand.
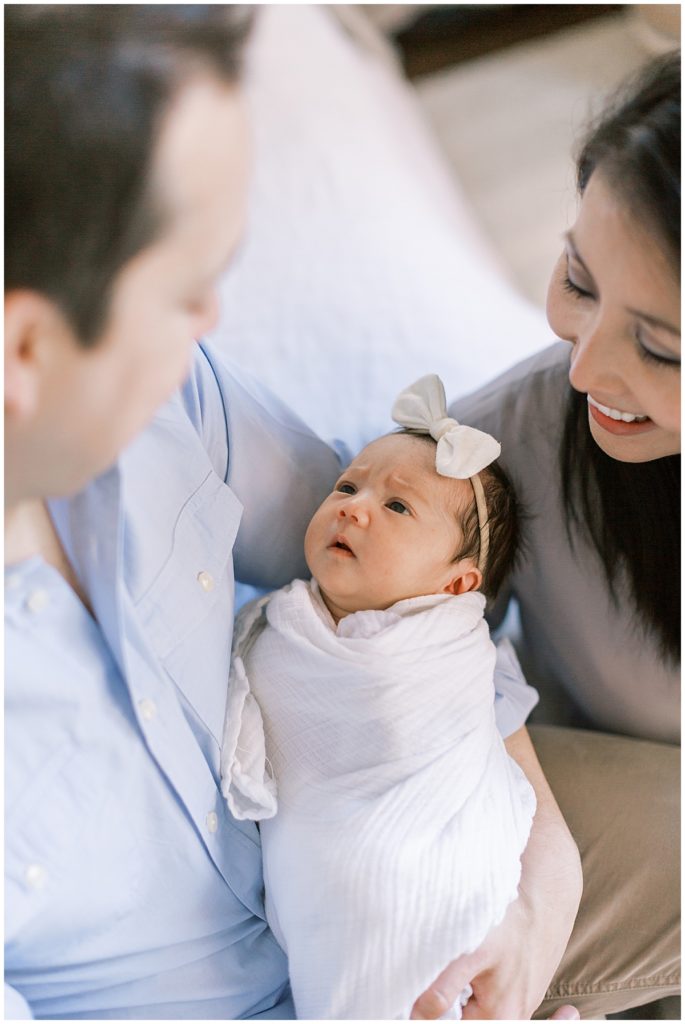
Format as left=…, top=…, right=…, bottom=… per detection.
left=410, top=892, right=579, bottom=1018
left=411, top=727, right=583, bottom=1020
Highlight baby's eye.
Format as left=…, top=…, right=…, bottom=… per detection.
left=336, top=482, right=356, bottom=495
left=387, top=500, right=410, bottom=515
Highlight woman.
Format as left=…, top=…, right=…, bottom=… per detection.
left=421, top=50, right=680, bottom=1020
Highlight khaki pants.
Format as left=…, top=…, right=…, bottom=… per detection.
left=528, top=726, right=680, bottom=1021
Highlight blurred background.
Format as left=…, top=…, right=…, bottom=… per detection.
left=211, top=4, right=680, bottom=455
left=375, top=2, right=680, bottom=306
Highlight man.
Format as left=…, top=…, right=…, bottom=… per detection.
left=5, top=7, right=341, bottom=1017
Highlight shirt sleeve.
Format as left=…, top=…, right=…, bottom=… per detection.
left=5, top=983, right=33, bottom=1019
left=180, top=341, right=348, bottom=589
left=493, top=637, right=539, bottom=738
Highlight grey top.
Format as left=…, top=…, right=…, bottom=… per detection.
left=450, top=343, right=679, bottom=744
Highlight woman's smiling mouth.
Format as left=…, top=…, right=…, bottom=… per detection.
left=587, top=394, right=649, bottom=423
left=587, top=394, right=655, bottom=435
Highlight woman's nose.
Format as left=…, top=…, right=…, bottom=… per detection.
left=568, top=316, right=624, bottom=396
left=338, top=501, right=369, bottom=527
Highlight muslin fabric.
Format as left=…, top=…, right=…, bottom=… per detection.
left=221, top=579, right=536, bottom=1020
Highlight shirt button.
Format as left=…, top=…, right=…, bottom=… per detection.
left=25, top=864, right=47, bottom=890
left=25, top=589, right=49, bottom=614
left=206, top=811, right=219, bottom=834
left=197, top=571, right=215, bottom=593
left=138, top=698, right=157, bottom=722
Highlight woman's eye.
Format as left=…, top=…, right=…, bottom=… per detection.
left=562, top=274, right=594, bottom=300
left=337, top=482, right=356, bottom=495
left=387, top=500, right=410, bottom=515
left=635, top=330, right=681, bottom=370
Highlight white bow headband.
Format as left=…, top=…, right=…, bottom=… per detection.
left=391, top=374, right=501, bottom=574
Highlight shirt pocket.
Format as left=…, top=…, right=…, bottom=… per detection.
left=133, top=471, right=243, bottom=744
left=134, top=470, right=242, bottom=659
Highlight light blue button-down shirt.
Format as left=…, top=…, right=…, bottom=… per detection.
left=5, top=343, right=537, bottom=1019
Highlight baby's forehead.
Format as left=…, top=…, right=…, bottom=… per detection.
left=352, top=434, right=472, bottom=507
left=353, top=433, right=433, bottom=472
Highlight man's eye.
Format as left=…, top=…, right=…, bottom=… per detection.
left=337, top=482, right=356, bottom=495
left=387, top=500, right=410, bottom=515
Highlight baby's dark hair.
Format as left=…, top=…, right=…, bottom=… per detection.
left=454, top=460, right=520, bottom=602
left=397, top=431, right=521, bottom=602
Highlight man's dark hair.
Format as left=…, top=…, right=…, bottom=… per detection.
left=561, top=51, right=681, bottom=663
left=5, top=4, right=254, bottom=346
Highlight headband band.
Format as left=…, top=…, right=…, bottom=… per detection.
left=469, top=472, right=491, bottom=574
left=391, top=374, right=501, bottom=574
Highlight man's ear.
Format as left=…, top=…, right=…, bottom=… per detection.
left=442, top=561, right=483, bottom=596
left=5, top=290, right=63, bottom=421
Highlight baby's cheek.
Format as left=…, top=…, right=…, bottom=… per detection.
left=303, top=519, right=319, bottom=573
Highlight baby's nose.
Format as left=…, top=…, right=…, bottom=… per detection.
left=338, top=502, right=369, bottom=526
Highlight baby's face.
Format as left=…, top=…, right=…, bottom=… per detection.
left=305, top=434, right=477, bottom=621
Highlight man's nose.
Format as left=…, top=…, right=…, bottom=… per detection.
left=338, top=501, right=369, bottom=527
left=192, top=289, right=220, bottom=340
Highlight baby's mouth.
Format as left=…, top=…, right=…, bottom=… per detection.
left=329, top=535, right=355, bottom=557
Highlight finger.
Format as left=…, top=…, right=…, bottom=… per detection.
left=410, top=986, right=451, bottom=1020
left=549, top=1006, right=580, bottom=1020
left=411, top=955, right=483, bottom=1020
left=460, top=982, right=524, bottom=1021
left=460, top=998, right=492, bottom=1020
left=460, top=989, right=518, bottom=1021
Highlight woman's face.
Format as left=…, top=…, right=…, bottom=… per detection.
left=546, top=171, right=680, bottom=462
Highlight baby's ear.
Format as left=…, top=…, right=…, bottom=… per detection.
left=443, top=562, right=482, bottom=596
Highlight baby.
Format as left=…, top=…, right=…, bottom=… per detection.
left=221, top=375, right=536, bottom=1020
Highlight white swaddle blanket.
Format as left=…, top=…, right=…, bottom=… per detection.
left=221, top=579, right=536, bottom=1020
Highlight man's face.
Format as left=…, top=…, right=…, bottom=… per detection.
left=6, top=75, right=249, bottom=502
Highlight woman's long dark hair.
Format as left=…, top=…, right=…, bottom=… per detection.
left=561, top=51, right=681, bottom=662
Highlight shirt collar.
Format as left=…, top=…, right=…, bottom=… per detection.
left=48, top=463, right=127, bottom=674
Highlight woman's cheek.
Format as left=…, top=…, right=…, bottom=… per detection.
left=654, top=384, right=681, bottom=434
